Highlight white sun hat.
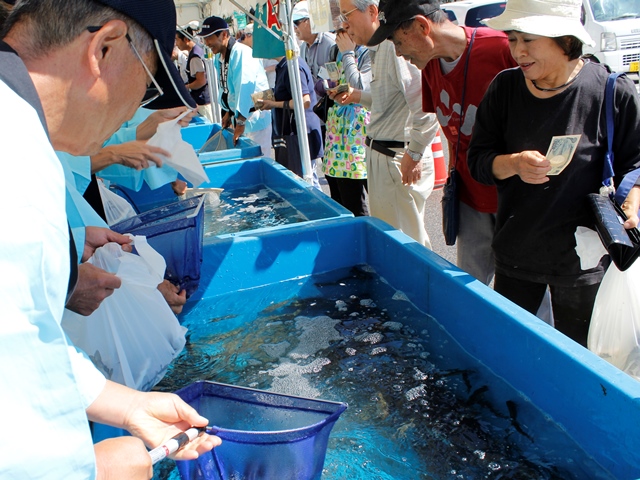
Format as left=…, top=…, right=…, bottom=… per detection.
left=482, top=0, right=595, bottom=47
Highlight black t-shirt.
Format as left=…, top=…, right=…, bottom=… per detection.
left=468, top=61, right=640, bottom=286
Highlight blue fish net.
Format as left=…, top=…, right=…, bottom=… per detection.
left=175, top=381, right=347, bottom=480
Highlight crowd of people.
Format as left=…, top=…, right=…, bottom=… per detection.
left=1, top=0, right=639, bottom=477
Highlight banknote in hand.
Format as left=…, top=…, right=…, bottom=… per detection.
left=325, top=61, right=340, bottom=82
left=545, top=134, right=581, bottom=175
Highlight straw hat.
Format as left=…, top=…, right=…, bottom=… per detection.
left=482, top=0, right=595, bottom=47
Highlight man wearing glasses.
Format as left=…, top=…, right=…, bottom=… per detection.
left=331, top=0, right=440, bottom=248
left=0, top=0, right=219, bottom=478
left=292, top=0, right=337, bottom=98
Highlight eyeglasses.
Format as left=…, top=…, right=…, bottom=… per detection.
left=338, top=7, right=359, bottom=24
left=293, top=18, right=308, bottom=28
left=87, top=26, right=164, bottom=107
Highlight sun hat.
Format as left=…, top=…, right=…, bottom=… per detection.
left=292, top=1, right=309, bottom=22
left=367, top=0, right=441, bottom=47
left=95, top=0, right=196, bottom=109
left=198, top=16, right=229, bottom=37
left=482, top=0, right=595, bottom=47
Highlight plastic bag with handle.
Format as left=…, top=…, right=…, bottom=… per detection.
left=588, top=259, right=640, bottom=380
left=62, top=235, right=187, bottom=391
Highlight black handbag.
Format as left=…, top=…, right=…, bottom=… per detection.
left=312, top=95, right=334, bottom=124
left=273, top=104, right=303, bottom=177
left=588, top=72, right=640, bottom=271
left=441, top=29, right=476, bottom=246
left=441, top=170, right=460, bottom=246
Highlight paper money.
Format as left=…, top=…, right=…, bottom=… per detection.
left=328, top=83, right=350, bottom=94
left=545, top=134, right=581, bottom=175
left=325, top=61, right=340, bottom=82
left=251, top=89, right=275, bottom=109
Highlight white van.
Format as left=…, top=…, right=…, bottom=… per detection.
left=442, top=0, right=640, bottom=78
left=582, top=0, right=640, bottom=78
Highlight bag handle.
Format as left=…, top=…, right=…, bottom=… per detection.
left=602, top=72, right=640, bottom=204
left=451, top=28, right=477, bottom=171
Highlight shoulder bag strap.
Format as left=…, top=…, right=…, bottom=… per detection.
left=452, top=28, right=477, bottom=171
left=602, top=72, right=640, bottom=204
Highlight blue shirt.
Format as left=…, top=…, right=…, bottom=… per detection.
left=214, top=40, right=272, bottom=133
left=0, top=75, right=104, bottom=479
left=273, top=56, right=324, bottom=160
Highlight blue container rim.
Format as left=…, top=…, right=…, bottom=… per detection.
left=178, top=381, right=348, bottom=444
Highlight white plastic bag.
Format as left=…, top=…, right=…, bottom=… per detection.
left=97, top=178, right=137, bottom=226
left=145, top=110, right=209, bottom=188
left=588, top=260, right=640, bottom=380
left=62, top=235, right=187, bottom=391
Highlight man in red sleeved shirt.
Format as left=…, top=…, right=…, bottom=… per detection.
left=368, top=0, right=516, bottom=285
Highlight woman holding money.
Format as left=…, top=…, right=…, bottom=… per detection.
left=322, top=27, right=372, bottom=216
left=467, top=0, right=640, bottom=347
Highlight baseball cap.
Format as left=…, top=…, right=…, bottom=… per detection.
left=292, top=1, right=309, bottom=22
left=94, top=0, right=196, bottom=109
left=198, top=16, right=229, bottom=37
left=367, top=0, right=441, bottom=47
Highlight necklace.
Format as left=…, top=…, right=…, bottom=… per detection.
left=531, top=60, right=586, bottom=92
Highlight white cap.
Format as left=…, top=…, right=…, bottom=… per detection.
left=292, top=1, right=309, bottom=22
left=483, top=0, right=595, bottom=47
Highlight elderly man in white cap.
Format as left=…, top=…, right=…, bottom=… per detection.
left=467, top=0, right=640, bottom=347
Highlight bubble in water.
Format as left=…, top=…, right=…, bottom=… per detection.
left=356, top=332, right=384, bottom=344
left=474, top=450, right=486, bottom=460
left=413, top=367, right=428, bottom=381
left=405, top=384, right=427, bottom=401
left=335, top=300, right=348, bottom=312
left=289, top=316, right=342, bottom=359
left=345, top=348, right=357, bottom=356
left=370, top=347, right=387, bottom=356
left=382, top=321, right=403, bottom=331
left=360, top=299, right=376, bottom=307
left=488, top=462, right=502, bottom=471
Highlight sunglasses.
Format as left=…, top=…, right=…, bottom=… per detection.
left=293, top=18, right=308, bottom=27
left=338, top=6, right=359, bottom=24
left=87, top=26, right=164, bottom=107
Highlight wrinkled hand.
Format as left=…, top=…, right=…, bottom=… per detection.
left=122, top=389, right=221, bottom=461
left=513, top=150, right=550, bottom=184
left=335, top=30, right=356, bottom=52
left=157, top=280, right=187, bottom=315
left=65, top=263, right=121, bottom=315
left=95, top=437, right=153, bottom=480
left=400, top=152, right=422, bottom=185
left=622, top=185, right=640, bottom=229
left=136, top=107, right=196, bottom=141
left=102, top=141, right=170, bottom=170
left=83, top=226, right=132, bottom=262
left=172, top=179, right=188, bottom=196
left=330, top=87, right=360, bottom=106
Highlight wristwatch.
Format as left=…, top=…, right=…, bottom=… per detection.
left=236, top=118, right=246, bottom=126
left=406, top=149, right=422, bottom=161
